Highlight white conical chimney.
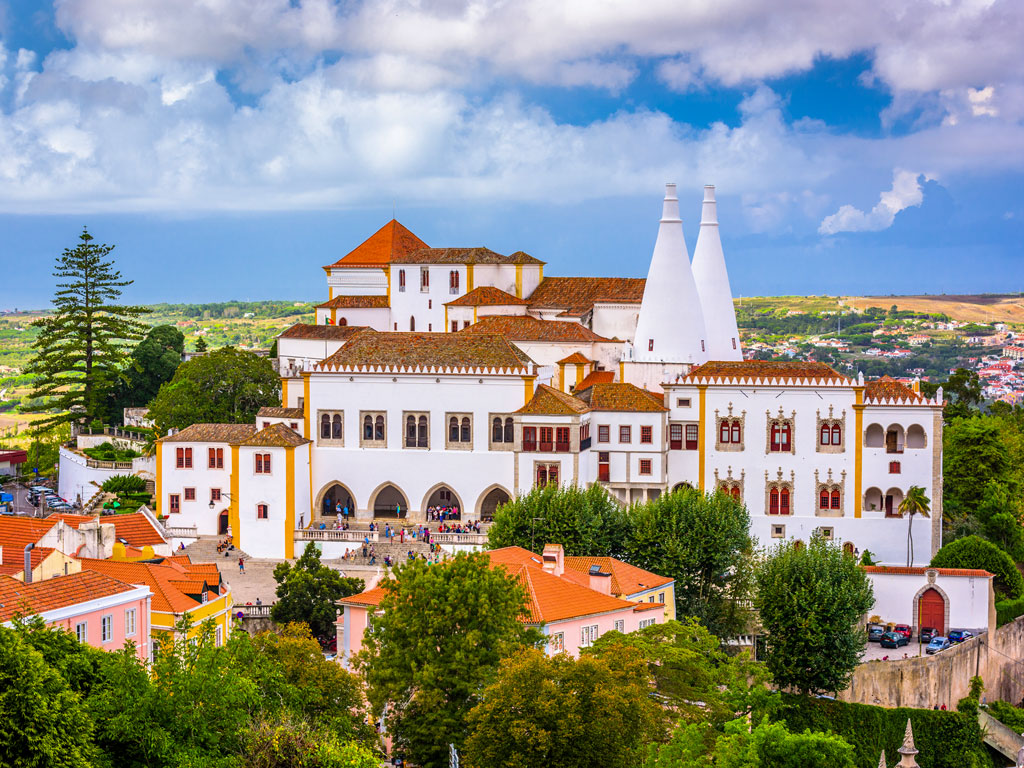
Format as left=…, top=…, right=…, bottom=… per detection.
left=633, top=184, right=708, bottom=364
left=692, top=185, right=742, bottom=361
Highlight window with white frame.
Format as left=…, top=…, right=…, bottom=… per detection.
left=580, top=623, right=600, bottom=647
left=101, top=614, right=113, bottom=643
left=550, top=632, right=564, bottom=652
left=639, top=618, right=657, bottom=629
left=614, top=619, right=624, bottom=633
left=216, top=625, right=223, bottom=647
left=75, top=622, right=88, bottom=644
left=125, top=608, right=136, bottom=636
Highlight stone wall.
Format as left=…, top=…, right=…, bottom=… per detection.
left=840, top=615, right=1024, bottom=708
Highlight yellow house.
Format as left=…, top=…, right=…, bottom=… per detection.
left=564, top=555, right=677, bottom=622
left=79, top=555, right=233, bottom=649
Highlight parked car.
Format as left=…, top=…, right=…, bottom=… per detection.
left=880, top=632, right=909, bottom=649
left=919, top=626, right=938, bottom=643
left=867, top=625, right=885, bottom=643
left=926, top=636, right=951, bottom=655
left=948, top=629, right=974, bottom=644
left=893, top=624, right=912, bottom=639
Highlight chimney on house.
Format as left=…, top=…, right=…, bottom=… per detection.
left=588, top=564, right=612, bottom=595
left=541, top=544, right=564, bottom=577
left=23, top=543, right=35, bottom=584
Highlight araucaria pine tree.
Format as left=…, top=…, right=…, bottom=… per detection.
left=28, top=228, right=148, bottom=430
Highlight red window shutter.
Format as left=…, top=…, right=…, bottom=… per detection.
left=769, top=489, right=779, bottom=514
left=820, top=490, right=830, bottom=509
left=184, top=488, right=195, bottom=501
left=217, top=448, right=224, bottom=468
left=731, top=487, right=740, bottom=500
left=263, top=453, right=271, bottom=473
left=669, top=424, right=682, bottom=450
left=184, top=448, right=192, bottom=468
left=781, top=425, right=791, bottom=451
left=176, top=448, right=184, bottom=468
left=832, top=425, right=841, bottom=445
left=523, top=427, right=536, bottom=451
left=731, top=421, right=741, bottom=443
left=641, top=425, right=652, bottom=444
left=555, top=427, right=570, bottom=452
left=255, top=454, right=263, bottom=473
left=536, top=465, right=547, bottom=486
left=619, top=425, right=630, bottom=443
left=831, top=491, right=841, bottom=509
left=548, top=464, right=558, bottom=485
left=685, top=424, right=698, bottom=450
left=598, top=425, right=609, bottom=443
left=208, top=448, right=216, bottom=468
left=780, top=489, right=790, bottom=514
left=770, top=423, right=780, bottom=451
left=820, top=424, right=830, bottom=446
left=169, top=494, right=180, bottom=512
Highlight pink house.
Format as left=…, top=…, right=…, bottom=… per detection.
left=0, top=570, right=152, bottom=661
left=336, top=544, right=667, bottom=666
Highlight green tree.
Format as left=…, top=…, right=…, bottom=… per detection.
left=943, top=368, right=982, bottom=421
left=754, top=536, right=874, bottom=696
left=272, top=544, right=364, bottom=643
left=486, top=483, right=626, bottom=556
left=0, top=625, right=98, bottom=768
left=943, top=417, right=1015, bottom=538
left=464, top=646, right=663, bottom=768
left=194, top=336, right=208, bottom=353
left=898, top=485, right=931, bottom=567
left=108, top=325, right=184, bottom=420
left=354, top=552, right=541, bottom=768
left=27, top=228, right=149, bottom=429
left=146, top=345, right=280, bottom=433
left=931, top=535, right=1024, bottom=599
left=622, top=488, right=753, bottom=638
left=240, top=716, right=378, bottom=768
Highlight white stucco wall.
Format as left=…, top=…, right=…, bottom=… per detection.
left=866, top=570, right=994, bottom=634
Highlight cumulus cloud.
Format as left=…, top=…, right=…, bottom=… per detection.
left=818, top=169, right=928, bottom=235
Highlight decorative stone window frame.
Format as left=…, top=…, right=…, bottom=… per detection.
left=317, top=410, right=344, bottom=446
left=764, top=469, right=795, bottom=516
left=713, top=466, right=745, bottom=503
left=715, top=402, right=746, bottom=452
left=488, top=413, right=515, bottom=451
left=765, top=407, right=796, bottom=455
left=816, top=526, right=835, bottom=541
left=771, top=523, right=786, bottom=539
left=403, top=411, right=430, bottom=450
left=814, top=468, right=847, bottom=518
left=359, top=411, right=387, bottom=449
left=445, top=412, right=474, bottom=451
left=815, top=405, right=847, bottom=454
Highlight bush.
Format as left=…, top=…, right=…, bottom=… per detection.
left=84, top=443, right=142, bottom=462
left=100, top=475, right=148, bottom=494
left=996, top=598, right=1024, bottom=627
left=767, top=693, right=993, bottom=768
left=931, top=536, right=1024, bottom=600
left=987, top=700, right=1024, bottom=732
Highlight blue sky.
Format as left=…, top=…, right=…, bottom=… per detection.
left=1, top=0, right=1022, bottom=309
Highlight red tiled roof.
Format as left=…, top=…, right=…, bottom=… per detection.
left=684, top=360, right=849, bottom=384
left=105, top=512, right=168, bottom=547
left=563, top=556, right=673, bottom=596
left=0, top=571, right=141, bottom=623
left=396, top=248, right=544, bottom=266
left=574, top=370, right=615, bottom=390
left=461, top=315, right=612, bottom=343
left=79, top=556, right=222, bottom=614
left=277, top=323, right=370, bottom=341
left=0, top=545, right=54, bottom=572
left=0, top=517, right=58, bottom=549
left=257, top=406, right=305, bottom=419
left=527, top=277, right=646, bottom=316
left=575, top=382, right=666, bottom=412
left=324, top=220, right=428, bottom=269
left=557, top=352, right=591, bottom=364
left=864, top=376, right=925, bottom=403
left=316, top=330, right=533, bottom=372
left=315, top=295, right=389, bottom=310
left=239, top=422, right=310, bottom=448
left=445, top=286, right=531, bottom=307
left=158, top=423, right=258, bottom=444
left=862, top=566, right=993, bottom=578
left=517, top=384, right=589, bottom=415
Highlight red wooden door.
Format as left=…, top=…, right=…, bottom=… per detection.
left=919, top=588, right=944, bottom=632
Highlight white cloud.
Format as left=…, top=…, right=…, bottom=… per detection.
left=818, top=169, right=928, bottom=235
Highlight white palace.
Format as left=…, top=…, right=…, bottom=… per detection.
left=155, top=184, right=944, bottom=565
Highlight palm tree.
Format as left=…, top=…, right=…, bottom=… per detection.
left=899, top=486, right=931, bottom=567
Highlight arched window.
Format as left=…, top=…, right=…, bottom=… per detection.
left=417, top=415, right=428, bottom=447
left=769, top=488, right=780, bottom=514
left=338, top=317, right=347, bottom=326
left=363, top=415, right=373, bottom=440
left=831, top=424, right=842, bottom=445
left=780, top=488, right=791, bottom=514
left=820, top=489, right=830, bottom=509
left=731, top=420, right=741, bottom=443
left=374, top=415, right=385, bottom=441
left=719, top=483, right=730, bottom=495
left=320, top=414, right=331, bottom=439
left=731, top=486, right=741, bottom=500
left=820, top=424, right=831, bottom=445
left=332, top=414, right=342, bottom=439
left=831, top=490, right=841, bottom=509
left=449, top=270, right=460, bottom=293
left=409, top=316, right=415, bottom=332
left=450, top=417, right=460, bottom=443
left=536, top=465, right=548, bottom=486
left=720, top=422, right=730, bottom=443
left=406, top=415, right=417, bottom=448
left=461, top=417, right=471, bottom=443
left=398, top=269, right=406, bottom=290
left=780, top=424, right=791, bottom=451
left=492, top=417, right=502, bottom=443
left=770, top=423, right=781, bottom=451
left=504, top=417, right=514, bottom=443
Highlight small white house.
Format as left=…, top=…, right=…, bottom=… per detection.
left=863, top=566, right=996, bottom=636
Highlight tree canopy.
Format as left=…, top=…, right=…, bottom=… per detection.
left=486, top=483, right=626, bottom=556
left=622, top=488, right=753, bottom=638
left=27, top=228, right=149, bottom=429
left=931, top=535, right=1024, bottom=600
left=464, top=647, right=663, bottom=768
left=354, top=552, right=541, bottom=768
left=146, top=345, right=279, bottom=433
left=107, top=325, right=184, bottom=420
left=754, top=536, right=874, bottom=696
left=271, top=543, right=364, bottom=643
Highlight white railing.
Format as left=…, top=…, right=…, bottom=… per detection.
left=236, top=604, right=273, bottom=618
left=431, top=532, right=488, bottom=546
left=166, top=525, right=199, bottom=538
left=296, top=529, right=379, bottom=542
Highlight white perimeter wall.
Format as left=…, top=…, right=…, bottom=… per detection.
left=868, top=571, right=993, bottom=634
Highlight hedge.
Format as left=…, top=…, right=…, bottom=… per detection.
left=996, top=598, right=1024, bottom=627
left=986, top=700, right=1024, bottom=732
left=931, top=535, right=1024, bottom=600
left=766, top=693, right=995, bottom=768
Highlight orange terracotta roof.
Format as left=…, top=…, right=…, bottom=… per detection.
left=574, top=370, right=615, bottom=390
left=517, top=384, right=590, bottom=415
left=45, top=513, right=99, bottom=529
left=0, top=571, right=141, bottom=623
left=863, top=376, right=925, bottom=404
left=0, top=545, right=54, bottom=572
left=0, top=517, right=58, bottom=549
left=315, top=295, right=389, bottom=309
left=239, top=422, right=310, bottom=448
left=278, top=323, right=370, bottom=341
left=324, top=220, right=428, bottom=269
left=563, top=556, right=674, bottom=596
left=633, top=602, right=666, bottom=612
left=339, top=585, right=389, bottom=607
left=461, top=315, right=612, bottom=343
left=158, top=423, right=258, bottom=444
left=684, top=360, right=849, bottom=384
left=527, top=277, right=646, bottom=316
left=257, top=406, right=305, bottom=419
left=862, top=566, right=993, bottom=578
left=105, top=512, right=168, bottom=547
left=316, top=330, right=533, bottom=372
left=557, top=352, right=591, bottom=365
left=79, top=556, right=223, bottom=614
left=445, top=286, right=531, bottom=307
left=395, top=247, right=544, bottom=266
left=575, top=382, right=666, bottom=412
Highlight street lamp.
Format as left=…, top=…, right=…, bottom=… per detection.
left=209, top=491, right=235, bottom=509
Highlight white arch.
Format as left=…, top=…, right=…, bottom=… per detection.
left=368, top=481, right=410, bottom=518
left=420, top=483, right=465, bottom=516
left=476, top=484, right=513, bottom=519
left=313, top=481, right=359, bottom=518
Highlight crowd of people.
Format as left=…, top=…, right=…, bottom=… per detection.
left=425, top=505, right=459, bottom=522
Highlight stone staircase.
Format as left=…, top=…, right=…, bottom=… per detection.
left=181, top=536, right=253, bottom=564
left=337, top=536, right=436, bottom=566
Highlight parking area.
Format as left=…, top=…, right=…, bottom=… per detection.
left=0, top=481, right=70, bottom=518
left=863, top=640, right=928, bottom=662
